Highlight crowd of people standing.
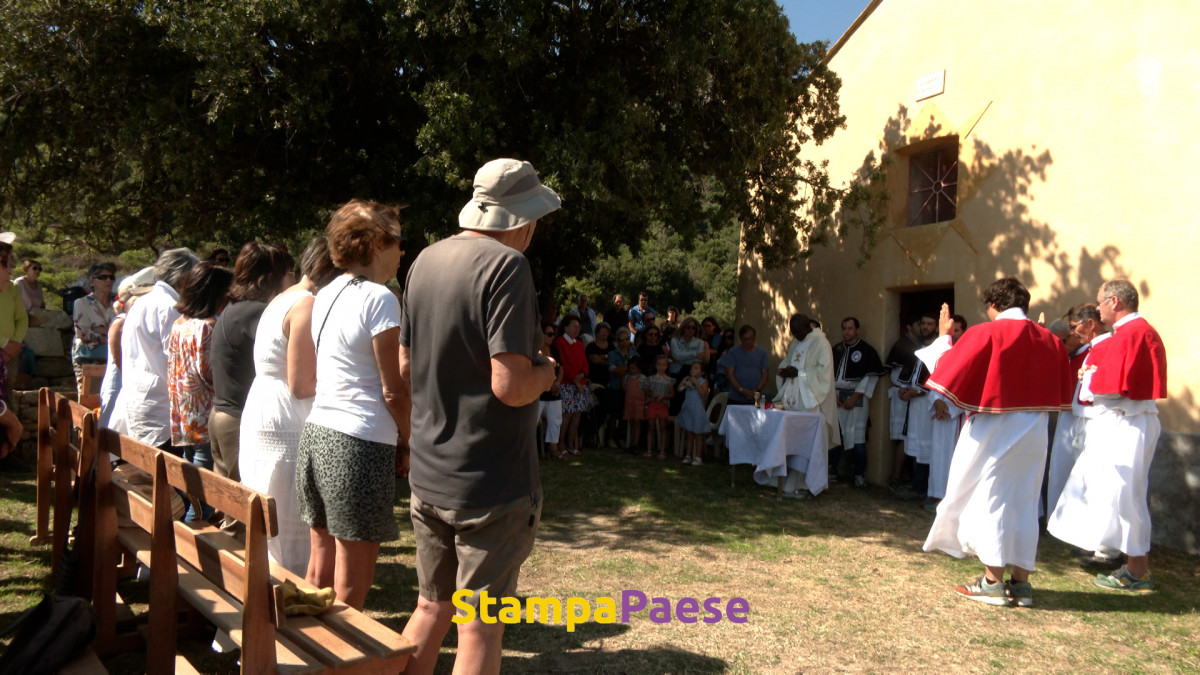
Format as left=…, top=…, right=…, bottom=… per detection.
left=537, top=289, right=758, bottom=462
left=0, top=153, right=1168, bottom=672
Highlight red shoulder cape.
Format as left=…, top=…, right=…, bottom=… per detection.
left=1086, top=317, right=1167, bottom=400
left=926, top=319, right=1072, bottom=414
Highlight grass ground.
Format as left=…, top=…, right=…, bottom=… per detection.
left=3, top=446, right=1199, bottom=673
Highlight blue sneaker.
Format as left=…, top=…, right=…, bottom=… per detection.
left=954, top=576, right=1011, bottom=606
left=1005, top=580, right=1033, bottom=607
left=1094, top=566, right=1154, bottom=592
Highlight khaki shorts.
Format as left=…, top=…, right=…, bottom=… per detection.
left=410, top=490, right=542, bottom=611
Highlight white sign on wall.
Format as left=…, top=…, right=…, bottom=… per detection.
left=915, top=70, right=946, bottom=101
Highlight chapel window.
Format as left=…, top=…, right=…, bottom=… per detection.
left=907, top=142, right=958, bottom=226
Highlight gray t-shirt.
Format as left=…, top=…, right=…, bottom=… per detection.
left=400, top=235, right=541, bottom=509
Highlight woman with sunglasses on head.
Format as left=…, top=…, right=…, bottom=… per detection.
left=14, top=260, right=46, bottom=311
left=713, top=329, right=737, bottom=392
left=71, top=262, right=118, bottom=395
left=297, top=200, right=406, bottom=611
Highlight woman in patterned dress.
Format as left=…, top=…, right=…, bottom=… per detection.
left=166, top=262, right=233, bottom=521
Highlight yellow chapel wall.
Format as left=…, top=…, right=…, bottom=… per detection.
left=737, top=0, right=1200, bottom=486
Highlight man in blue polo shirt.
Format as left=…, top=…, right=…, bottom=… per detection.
left=627, top=291, right=655, bottom=340
left=721, top=324, right=769, bottom=405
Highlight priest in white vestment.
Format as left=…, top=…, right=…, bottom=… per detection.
left=774, top=314, right=839, bottom=497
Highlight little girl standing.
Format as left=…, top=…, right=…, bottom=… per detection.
left=622, top=357, right=648, bottom=453
left=676, top=361, right=710, bottom=465
left=645, top=354, right=675, bottom=459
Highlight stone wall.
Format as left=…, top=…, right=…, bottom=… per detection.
left=19, top=308, right=78, bottom=392
left=7, top=386, right=78, bottom=468
left=1151, top=431, right=1200, bottom=555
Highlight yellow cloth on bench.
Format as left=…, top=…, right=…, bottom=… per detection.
left=278, top=579, right=336, bottom=616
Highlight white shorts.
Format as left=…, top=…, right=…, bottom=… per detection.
left=539, top=400, right=562, bottom=443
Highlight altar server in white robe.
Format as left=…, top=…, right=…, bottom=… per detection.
left=1048, top=280, right=1167, bottom=592
left=927, top=392, right=964, bottom=503
left=775, top=314, right=839, bottom=497
left=885, top=316, right=928, bottom=491
left=917, top=278, right=1071, bottom=607
left=926, top=314, right=969, bottom=506
left=885, top=318, right=921, bottom=440
left=1045, top=303, right=1107, bottom=516
left=832, top=317, right=885, bottom=488
left=897, top=313, right=938, bottom=499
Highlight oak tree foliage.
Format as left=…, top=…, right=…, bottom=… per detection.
left=1, top=0, right=850, bottom=287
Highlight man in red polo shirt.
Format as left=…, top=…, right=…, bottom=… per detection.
left=1048, top=279, right=1167, bottom=591
left=915, top=277, right=1072, bottom=607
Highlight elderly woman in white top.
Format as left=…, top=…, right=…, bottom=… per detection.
left=121, top=248, right=200, bottom=448
left=72, top=262, right=118, bottom=394
left=98, top=268, right=155, bottom=431
left=296, top=200, right=406, bottom=611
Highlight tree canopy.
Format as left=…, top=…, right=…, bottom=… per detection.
left=1, top=0, right=847, bottom=287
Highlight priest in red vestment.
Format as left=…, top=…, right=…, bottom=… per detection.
left=915, top=277, right=1071, bottom=608
left=1048, top=279, right=1167, bottom=592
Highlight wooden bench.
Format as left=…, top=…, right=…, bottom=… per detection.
left=29, top=389, right=100, bottom=598
left=91, top=427, right=416, bottom=673
left=78, top=363, right=107, bottom=410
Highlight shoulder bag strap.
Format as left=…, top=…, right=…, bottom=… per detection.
left=315, top=275, right=366, bottom=354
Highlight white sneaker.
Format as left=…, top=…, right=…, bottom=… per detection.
left=682, top=455, right=692, bottom=464
left=692, top=456, right=702, bottom=466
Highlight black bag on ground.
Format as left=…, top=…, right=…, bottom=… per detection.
left=0, top=594, right=97, bottom=675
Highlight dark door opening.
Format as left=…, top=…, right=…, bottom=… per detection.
left=898, top=287, right=955, bottom=337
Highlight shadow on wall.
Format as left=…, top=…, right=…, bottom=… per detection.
left=738, top=104, right=1197, bottom=551
left=746, top=103, right=1193, bottom=426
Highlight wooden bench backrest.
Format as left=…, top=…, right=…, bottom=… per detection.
left=101, top=429, right=280, bottom=673
left=108, top=433, right=278, bottom=535
left=32, top=388, right=55, bottom=545
left=93, top=427, right=416, bottom=673
left=78, top=363, right=106, bottom=409
left=41, top=391, right=99, bottom=595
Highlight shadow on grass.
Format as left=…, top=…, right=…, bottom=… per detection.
left=1033, top=588, right=1195, bottom=614
left=0, top=518, right=33, bottom=537
left=498, top=620, right=725, bottom=673
left=536, top=450, right=935, bottom=556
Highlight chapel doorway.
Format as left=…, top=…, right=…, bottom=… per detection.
left=897, top=286, right=955, bottom=336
